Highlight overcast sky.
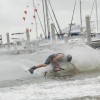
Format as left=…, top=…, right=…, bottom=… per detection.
left=0, top=0, right=100, bottom=40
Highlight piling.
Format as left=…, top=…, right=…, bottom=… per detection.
left=6, top=32, right=10, bottom=47
left=26, top=28, right=30, bottom=42
left=85, top=16, right=92, bottom=45
left=51, top=23, right=55, bottom=40
left=40, top=34, right=43, bottom=40
left=13, top=42, right=18, bottom=54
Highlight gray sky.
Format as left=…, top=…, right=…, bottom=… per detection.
left=0, top=0, right=100, bottom=40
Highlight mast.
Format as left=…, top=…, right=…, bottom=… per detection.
left=80, top=0, right=82, bottom=26
left=95, top=0, right=98, bottom=32
left=48, top=0, right=62, bottom=34
left=42, top=0, right=47, bottom=38
left=68, top=0, right=77, bottom=37
left=48, top=8, right=59, bottom=35
left=32, top=0, right=38, bottom=39
left=44, top=0, right=50, bottom=38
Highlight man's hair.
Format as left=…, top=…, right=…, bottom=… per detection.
left=67, top=55, right=72, bottom=62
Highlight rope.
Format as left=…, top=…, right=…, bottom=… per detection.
left=90, top=0, right=95, bottom=20
left=33, top=0, right=45, bottom=37
left=67, top=0, right=77, bottom=37
left=48, top=7, right=59, bottom=35
left=48, top=0, right=62, bottom=34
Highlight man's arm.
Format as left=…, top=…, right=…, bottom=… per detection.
left=52, top=54, right=64, bottom=68
left=52, top=58, right=61, bottom=68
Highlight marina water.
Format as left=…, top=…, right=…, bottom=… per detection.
left=0, top=42, right=100, bottom=100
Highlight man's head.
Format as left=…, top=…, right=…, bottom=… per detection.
left=66, top=55, right=72, bottom=62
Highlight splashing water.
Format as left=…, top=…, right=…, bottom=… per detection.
left=0, top=43, right=100, bottom=81
left=0, top=42, right=100, bottom=100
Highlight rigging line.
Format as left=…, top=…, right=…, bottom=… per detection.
left=68, top=0, right=77, bottom=37
left=95, top=0, right=99, bottom=31
left=32, top=0, right=38, bottom=38
left=33, top=0, right=45, bottom=37
left=90, top=0, right=95, bottom=20
left=82, top=0, right=95, bottom=35
left=48, top=7, right=59, bottom=35
left=36, top=10, right=45, bottom=36
left=44, top=0, right=51, bottom=38
left=47, top=0, right=62, bottom=34
left=42, top=0, right=47, bottom=38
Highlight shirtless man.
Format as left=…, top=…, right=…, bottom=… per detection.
left=28, top=53, right=72, bottom=74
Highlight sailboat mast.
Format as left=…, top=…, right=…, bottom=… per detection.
left=95, top=0, right=98, bottom=32
left=48, top=0, right=62, bottom=34
left=44, top=0, right=50, bottom=38
left=80, top=0, right=82, bottom=26
left=42, top=0, right=47, bottom=38
left=32, top=0, right=38, bottom=39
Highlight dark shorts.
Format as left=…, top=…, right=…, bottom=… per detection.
left=44, top=54, right=55, bottom=65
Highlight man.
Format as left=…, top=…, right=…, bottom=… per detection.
left=28, top=53, right=72, bottom=74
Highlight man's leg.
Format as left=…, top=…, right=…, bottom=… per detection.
left=28, top=64, right=47, bottom=74
left=28, top=54, right=52, bottom=74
